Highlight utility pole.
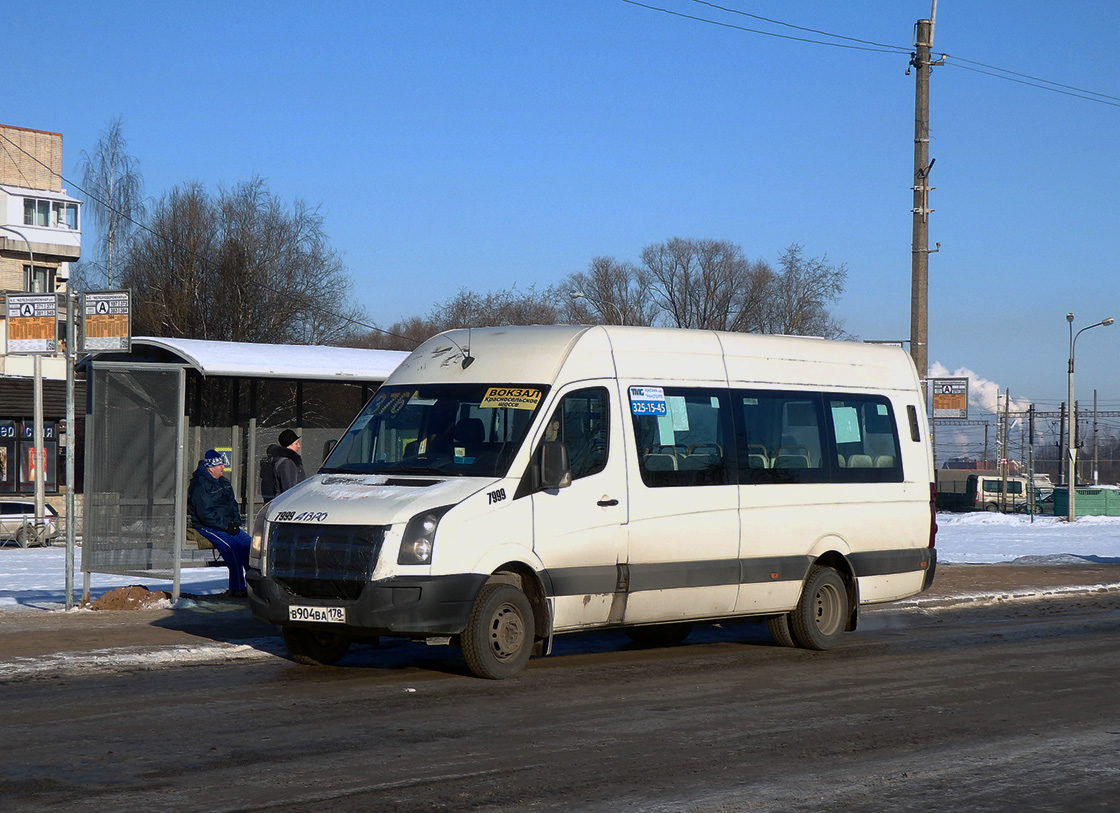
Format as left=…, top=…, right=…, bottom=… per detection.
left=910, top=6, right=941, bottom=391
left=1059, top=402, right=1067, bottom=485
left=1073, top=400, right=1079, bottom=485
left=1093, top=389, right=1099, bottom=484
left=1028, top=405, right=1036, bottom=521
left=1008, top=391, right=1016, bottom=512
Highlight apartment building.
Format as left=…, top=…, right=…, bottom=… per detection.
left=0, top=123, right=83, bottom=497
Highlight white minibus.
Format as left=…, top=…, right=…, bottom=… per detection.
left=247, top=325, right=937, bottom=678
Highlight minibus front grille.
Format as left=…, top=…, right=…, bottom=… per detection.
left=267, top=523, right=387, bottom=600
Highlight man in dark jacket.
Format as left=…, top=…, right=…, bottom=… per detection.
left=267, top=429, right=306, bottom=496
left=188, top=450, right=251, bottom=597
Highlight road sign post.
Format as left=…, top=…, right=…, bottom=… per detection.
left=3, top=292, right=58, bottom=549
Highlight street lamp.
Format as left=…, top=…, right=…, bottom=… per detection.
left=569, top=290, right=624, bottom=325
left=1066, top=313, right=1114, bottom=521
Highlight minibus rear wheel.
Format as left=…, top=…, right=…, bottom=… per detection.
left=767, top=614, right=796, bottom=648
left=462, top=582, right=534, bottom=679
left=282, top=627, right=352, bottom=666
left=789, top=565, right=848, bottom=651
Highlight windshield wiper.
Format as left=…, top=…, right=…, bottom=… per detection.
left=319, top=465, right=374, bottom=474
left=391, top=466, right=450, bottom=476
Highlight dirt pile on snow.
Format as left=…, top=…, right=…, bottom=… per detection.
left=83, top=585, right=173, bottom=611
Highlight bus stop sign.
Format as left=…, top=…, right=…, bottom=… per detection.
left=4, top=293, right=57, bottom=354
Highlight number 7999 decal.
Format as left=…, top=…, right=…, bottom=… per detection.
left=273, top=511, right=329, bottom=523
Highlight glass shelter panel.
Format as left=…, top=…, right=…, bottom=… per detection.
left=82, top=368, right=201, bottom=576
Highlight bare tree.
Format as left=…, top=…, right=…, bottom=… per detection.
left=640, top=238, right=772, bottom=331
left=355, top=238, right=849, bottom=349
left=561, top=256, right=658, bottom=325
left=356, top=286, right=565, bottom=350
left=764, top=243, right=848, bottom=338
left=118, top=178, right=364, bottom=343
left=351, top=316, right=444, bottom=351
left=73, top=117, right=146, bottom=289
left=634, top=238, right=846, bottom=337
left=432, top=286, right=561, bottom=329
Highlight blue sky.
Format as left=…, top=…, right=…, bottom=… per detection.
left=6, top=1, right=1119, bottom=420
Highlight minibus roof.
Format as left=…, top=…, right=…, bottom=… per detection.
left=389, top=325, right=920, bottom=392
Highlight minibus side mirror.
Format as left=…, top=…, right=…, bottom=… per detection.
left=323, top=439, right=337, bottom=457
left=540, top=441, right=572, bottom=490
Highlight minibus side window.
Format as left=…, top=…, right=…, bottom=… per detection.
left=827, top=396, right=903, bottom=483
left=540, top=388, right=610, bottom=481
left=632, top=388, right=733, bottom=488
left=733, top=390, right=828, bottom=485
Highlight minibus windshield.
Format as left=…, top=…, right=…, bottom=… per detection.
left=321, top=384, right=549, bottom=477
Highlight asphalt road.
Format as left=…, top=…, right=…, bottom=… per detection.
left=1, top=566, right=1119, bottom=812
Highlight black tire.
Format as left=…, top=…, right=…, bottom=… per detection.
left=281, top=627, right=352, bottom=666
left=623, top=622, right=693, bottom=648
left=985, top=503, right=1000, bottom=513
left=15, top=527, right=30, bottom=548
left=789, top=565, right=848, bottom=651
left=767, top=614, right=796, bottom=648
left=461, top=582, right=534, bottom=679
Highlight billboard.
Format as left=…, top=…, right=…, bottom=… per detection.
left=931, top=378, right=969, bottom=419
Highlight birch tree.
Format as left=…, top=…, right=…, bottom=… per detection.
left=75, top=117, right=146, bottom=289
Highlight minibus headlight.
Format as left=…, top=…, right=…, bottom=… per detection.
left=399, top=505, right=454, bottom=565
left=249, top=505, right=268, bottom=562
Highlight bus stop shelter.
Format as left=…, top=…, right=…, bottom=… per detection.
left=79, top=337, right=408, bottom=599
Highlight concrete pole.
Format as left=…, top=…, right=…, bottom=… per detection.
left=65, top=292, right=77, bottom=609
left=910, top=18, right=933, bottom=392
left=1066, top=315, right=1115, bottom=521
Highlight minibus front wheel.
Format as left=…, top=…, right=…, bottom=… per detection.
left=282, top=627, right=352, bottom=666
left=462, top=582, right=535, bottom=679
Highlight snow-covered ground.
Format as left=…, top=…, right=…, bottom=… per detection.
left=934, top=512, right=1120, bottom=565
left=1, top=513, right=1119, bottom=613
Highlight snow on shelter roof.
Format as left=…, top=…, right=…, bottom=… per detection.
left=98, top=337, right=410, bottom=381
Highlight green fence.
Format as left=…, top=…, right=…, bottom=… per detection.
left=1051, top=486, right=1120, bottom=517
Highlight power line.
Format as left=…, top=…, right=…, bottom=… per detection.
left=941, top=54, right=1120, bottom=104
left=687, top=0, right=907, bottom=52
left=619, top=0, right=908, bottom=55
left=623, top=0, right=1120, bottom=110
left=0, top=129, right=415, bottom=346
left=942, top=58, right=1120, bottom=108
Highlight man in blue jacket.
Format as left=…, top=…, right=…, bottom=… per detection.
left=188, top=450, right=251, bottom=597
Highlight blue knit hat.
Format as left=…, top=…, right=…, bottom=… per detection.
left=204, top=450, right=224, bottom=468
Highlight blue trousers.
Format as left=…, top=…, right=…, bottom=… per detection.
left=194, top=525, right=252, bottom=593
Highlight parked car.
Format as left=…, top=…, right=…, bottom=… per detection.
left=0, top=501, right=60, bottom=547
left=1016, top=488, right=1056, bottom=515
left=935, top=469, right=1029, bottom=513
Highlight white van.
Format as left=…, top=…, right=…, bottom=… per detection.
left=247, top=325, right=937, bottom=678
left=935, top=469, right=1029, bottom=513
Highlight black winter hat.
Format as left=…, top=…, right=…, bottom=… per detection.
left=278, top=429, right=300, bottom=448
